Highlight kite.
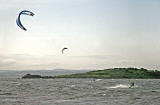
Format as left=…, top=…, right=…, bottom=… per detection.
left=16, top=10, right=34, bottom=31
left=62, top=48, right=68, bottom=54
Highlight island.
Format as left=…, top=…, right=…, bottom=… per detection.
left=22, top=73, right=53, bottom=79
left=22, top=68, right=160, bottom=79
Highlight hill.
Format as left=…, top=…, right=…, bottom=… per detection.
left=53, top=68, right=160, bottom=79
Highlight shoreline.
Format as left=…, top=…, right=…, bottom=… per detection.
left=22, top=67, right=160, bottom=79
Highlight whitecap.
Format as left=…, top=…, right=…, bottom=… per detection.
left=108, top=84, right=130, bottom=89
left=93, top=79, right=103, bottom=82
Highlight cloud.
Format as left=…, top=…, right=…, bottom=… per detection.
left=2, top=58, right=16, bottom=64
left=0, top=58, right=16, bottom=68
left=119, top=60, right=133, bottom=64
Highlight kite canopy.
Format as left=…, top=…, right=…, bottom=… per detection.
left=62, top=48, right=68, bottom=54
left=16, top=10, right=35, bottom=31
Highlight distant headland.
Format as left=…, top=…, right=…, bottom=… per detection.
left=22, top=68, right=160, bottom=79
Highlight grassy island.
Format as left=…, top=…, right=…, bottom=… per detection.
left=53, top=68, right=160, bottom=79
left=22, top=68, right=160, bottom=79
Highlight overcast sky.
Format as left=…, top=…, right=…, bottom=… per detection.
left=0, top=0, right=160, bottom=70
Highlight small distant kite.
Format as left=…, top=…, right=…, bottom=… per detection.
left=16, top=10, right=35, bottom=31
left=62, top=47, right=68, bottom=54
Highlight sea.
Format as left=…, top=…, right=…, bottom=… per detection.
left=0, top=70, right=160, bottom=105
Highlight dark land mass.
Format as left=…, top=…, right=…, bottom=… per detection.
left=22, top=73, right=53, bottom=79
left=22, top=68, right=160, bottom=79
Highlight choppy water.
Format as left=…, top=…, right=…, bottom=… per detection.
left=0, top=71, right=160, bottom=105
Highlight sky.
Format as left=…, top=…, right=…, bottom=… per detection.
left=0, top=0, right=160, bottom=70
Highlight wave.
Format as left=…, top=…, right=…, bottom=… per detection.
left=108, top=84, right=130, bottom=89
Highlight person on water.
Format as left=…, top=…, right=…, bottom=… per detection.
left=129, top=82, right=134, bottom=88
